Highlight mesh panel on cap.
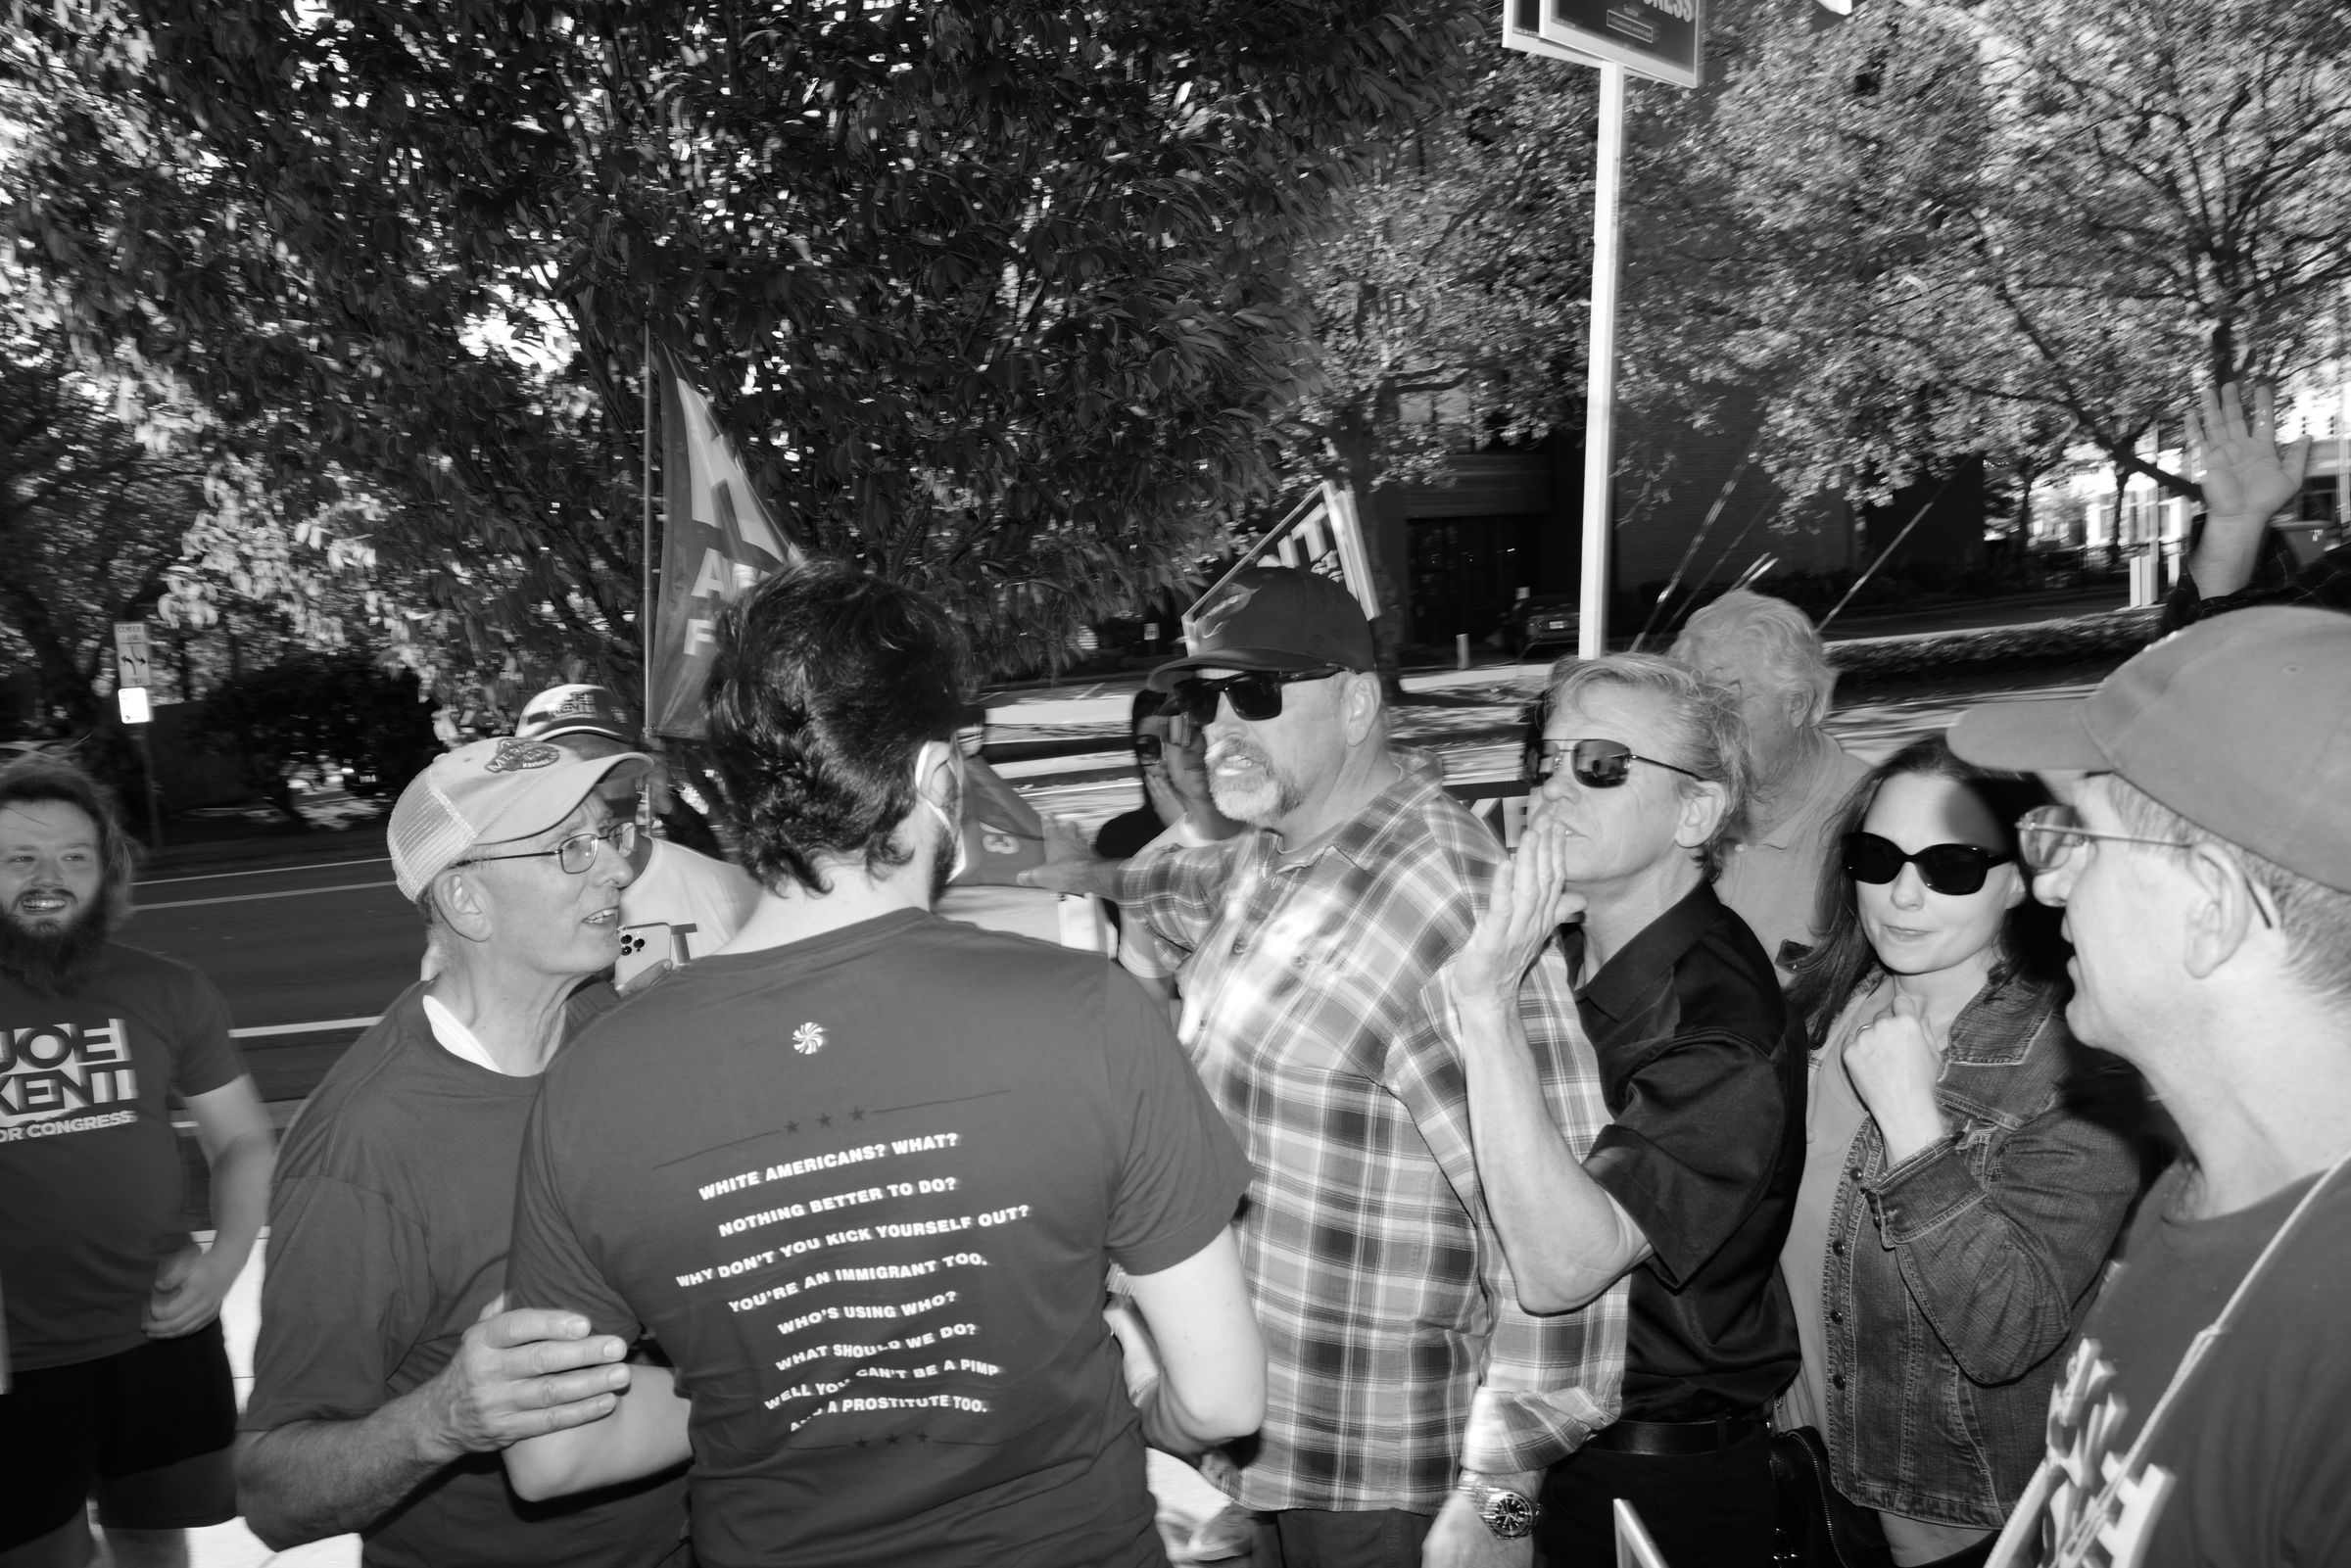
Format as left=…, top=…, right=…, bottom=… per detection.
left=391, top=779, right=481, bottom=901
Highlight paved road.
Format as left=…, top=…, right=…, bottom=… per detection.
left=127, top=854, right=411, bottom=1104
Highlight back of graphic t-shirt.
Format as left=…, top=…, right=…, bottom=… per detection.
left=0, top=945, right=244, bottom=1369
left=507, top=910, right=1247, bottom=1568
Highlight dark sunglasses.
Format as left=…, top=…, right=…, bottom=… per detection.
left=1171, top=666, right=1344, bottom=725
left=1535, top=737, right=1704, bottom=788
left=1842, top=831, right=2014, bottom=896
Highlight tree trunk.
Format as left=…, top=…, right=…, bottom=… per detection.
left=2209, top=319, right=2240, bottom=397
left=0, top=585, right=102, bottom=731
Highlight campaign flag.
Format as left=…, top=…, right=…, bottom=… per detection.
left=1181, top=480, right=1380, bottom=646
left=949, top=755, right=1048, bottom=888
left=648, top=353, right=802, bottom=738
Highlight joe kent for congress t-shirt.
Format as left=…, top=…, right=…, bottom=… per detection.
left=0, top=945, right=245, bottom=1370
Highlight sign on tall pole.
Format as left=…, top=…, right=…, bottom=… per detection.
left=112, top=621, right=152, bottom=689
left=112, top=620, right=164, bottom=847
left=1504, top=0, right=1703, bottom=658
left=1506, top=0, right=1703, bottom=88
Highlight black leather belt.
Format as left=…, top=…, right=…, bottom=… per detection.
left=1584, top=1413, right=1767, bottom=1455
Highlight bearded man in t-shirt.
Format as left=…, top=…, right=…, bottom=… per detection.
left=0, top=758, right=275, bottom=1568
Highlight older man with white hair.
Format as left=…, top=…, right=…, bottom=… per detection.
left=238, top=737, right=691, bottom=1568
left=1671, top=590, right=1867, bottom=980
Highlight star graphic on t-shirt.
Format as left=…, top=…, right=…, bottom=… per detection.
left=849, top=1107, right=865, bottom=1122
left=885, top=1433, right=899, bottom=1446
left=853, top=1438, right=868, bottom=1449
left=784, top=1120, right=798, bottom=1136
left=818, top=1113, right=834, bottom=1128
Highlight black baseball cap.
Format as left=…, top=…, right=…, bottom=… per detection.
left=1148, top=566, right=1377, bottom=690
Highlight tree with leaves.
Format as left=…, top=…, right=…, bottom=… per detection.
left=1274, top=53, right=1599, bottom=661
left=0, top=316, right=210, bottom=730
left=195, top=648, right=440, bottom=825
left=8, top=0, right=1485, bottom=690
left=1637, top=0, right=2351, bottom=509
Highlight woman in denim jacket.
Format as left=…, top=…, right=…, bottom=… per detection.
left=1775, top=736, right=2148, bottom=1568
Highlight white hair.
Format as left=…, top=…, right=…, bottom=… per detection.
left=1672, top=590, right=1836, bottom=728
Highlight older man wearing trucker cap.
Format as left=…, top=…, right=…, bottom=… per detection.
left=516, top=684, right=759, bottom=969
left=236, top=736, right=691, bottom=1568
left=1031, top=564, right=1622, bottom=1568
left=1944, top=607, right=2351, bottom=1568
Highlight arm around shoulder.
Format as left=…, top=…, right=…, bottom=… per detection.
left=1122, top=1227, right=1265, bottom=1456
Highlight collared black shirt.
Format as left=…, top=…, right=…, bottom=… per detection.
left=1566, top=880, right=1805, bottom=1421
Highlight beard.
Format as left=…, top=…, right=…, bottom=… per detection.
left=0, top=891, right=115, bottom=999
left=1205, top=737, right=1306, bottom=827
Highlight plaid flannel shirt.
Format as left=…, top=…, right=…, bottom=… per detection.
left=1119, top=766, right=1625, bottom=1514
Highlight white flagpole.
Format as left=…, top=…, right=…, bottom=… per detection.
left=1578, top=62, right=1627, bottom=660
left=641, top=325, right=658, bottom=826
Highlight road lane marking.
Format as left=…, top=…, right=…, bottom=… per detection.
left=137, top=880, right=397, bottom=911
left=231, top=1016, right=381, bottom=1039
left=138, top=856, right=392, bottom=887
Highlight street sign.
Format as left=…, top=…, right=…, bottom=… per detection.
left=113, top=621, right=152, bottom=689
left=1505, top=0, right=1703, bottom=91
left=1502, top=0, right=1701, bottom=658
left=118, top=687, right=152, bottom=725
left=1502, top=1, right=1605, bottom=66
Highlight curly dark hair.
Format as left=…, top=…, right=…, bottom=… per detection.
left=1786, top=735, right=2063, bottom=1045
left=702, top=560, right=972, bottom=896
left=0, top=754, right=141, bottom=931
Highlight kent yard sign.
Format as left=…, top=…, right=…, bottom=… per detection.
left=1504, top=0, right=1703, bottom=90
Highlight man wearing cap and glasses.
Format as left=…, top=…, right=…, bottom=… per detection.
left=1944, top=607, right=2351, bottom=1568
left=1441, top=652, right=1803, bottom=1568
left=1029, top=565, right=1623, bottom=1568
left=515, top=684, right=760, bottom=972
left=236, top=736, right=690, bottom=1568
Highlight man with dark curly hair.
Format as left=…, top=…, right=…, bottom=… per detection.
left=498, top=560, right=1264, bottom=1568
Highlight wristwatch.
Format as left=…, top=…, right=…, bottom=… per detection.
left=1454, top=1479, right=1539, bottom=1539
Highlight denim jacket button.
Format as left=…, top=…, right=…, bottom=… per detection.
left=1831, top=1374, right=1847, bottom=1390
left=1829, top=1309, right=1845, bottom=1324
left=1832, top=1240, right=1847, bottom=1256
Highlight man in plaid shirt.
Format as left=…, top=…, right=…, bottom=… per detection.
left=1032, top=566, right=1624, bottom=1566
